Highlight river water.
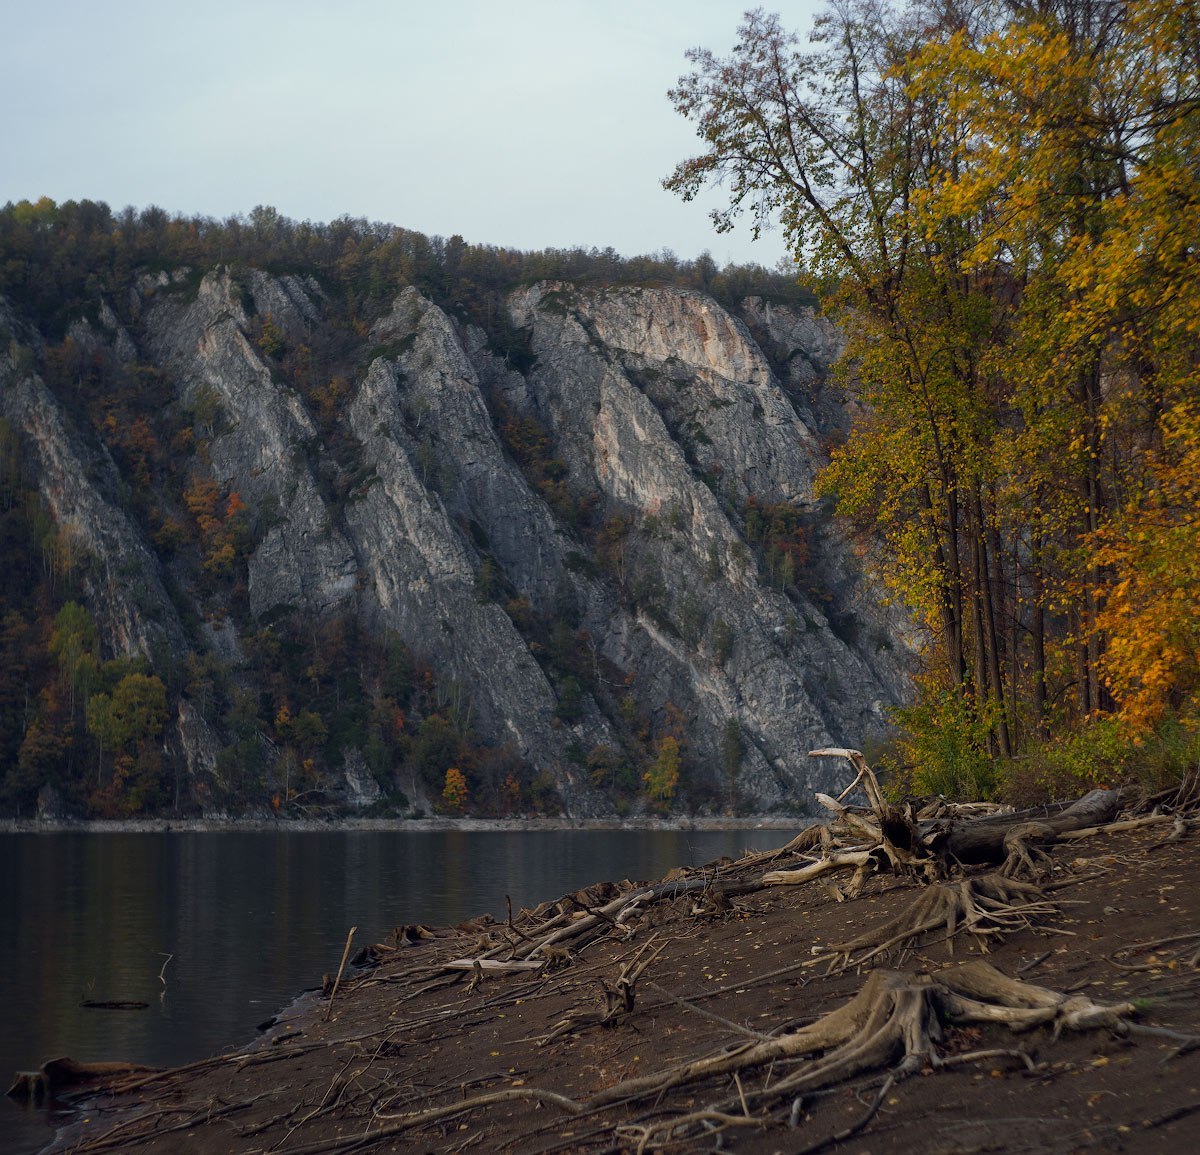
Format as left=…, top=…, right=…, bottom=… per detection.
left=0, top=826, right=788, bottom=1152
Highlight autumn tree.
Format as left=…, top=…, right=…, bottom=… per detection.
left=441, top=766, right=469, bottom=814
left=86, top=671, right=168, bottom=811
left=644, top=734, right=682, bottom=805
left=1094, top=404, right=1200, bottom=731
left=668, top=0, right=1200, bottom=773
left=667, top=3, right=1022, bottom=757
left=49, top=601, right=99, bottom=717
left=906, top=0, right=1200, bottom=736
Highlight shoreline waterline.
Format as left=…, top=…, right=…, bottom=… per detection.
left=0, top=814, right=806, bottom=834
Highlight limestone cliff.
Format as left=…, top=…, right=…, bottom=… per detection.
left=497, top=283, right=909, bottom=802
left=0, top=338, right=186, bottom=664
left=143, top=269, right=358, bottom=619
left=0, top=270, right=912, bottom=816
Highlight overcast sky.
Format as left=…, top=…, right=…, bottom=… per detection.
left=2, top=0, right=824, bottom=267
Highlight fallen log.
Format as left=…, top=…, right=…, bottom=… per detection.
left=806, top=750, right=1123, bottom=872
left=933, top=788, right=1122, bottom=865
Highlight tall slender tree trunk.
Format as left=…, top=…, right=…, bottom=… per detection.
left=1030, top=527, right=1047, bottom=734
left=1081, top=362, right=1105, bottom=715
left=973, top=485, right=1011, bottom=756
left=922, top=484, right=966, bottom=688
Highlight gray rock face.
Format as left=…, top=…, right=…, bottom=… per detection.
left=1, top=298, right=222, bottom=776
left=344, top=340, right=618, bottom=816
left=2, top=270, right=913, bottom=815
left=510, top=283, right=822, bottom=506
left=736, top=296, right=859, bottom=439
left=368, top=288, right=565, bottom=605
left=499, top=283, right=912, bottom=803
left=0, top=337, right=187, bottom=664
left=342, top=749, right=382, bottom=808
left=143, top=269, right=358, bottom=619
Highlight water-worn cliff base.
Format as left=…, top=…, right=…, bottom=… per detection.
left=43, top=822, right=1200, bottom=1153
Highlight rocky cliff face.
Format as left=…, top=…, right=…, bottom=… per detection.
left=143, top=269, right=359, bottom=620
left=0, top=269, right=912, bottom=815
left=494, top=284, right=909, bottom=802
left=0, top=337, right=187, bottom=666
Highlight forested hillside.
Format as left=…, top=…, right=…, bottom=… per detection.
left=0, top=200, right=910, bottom=819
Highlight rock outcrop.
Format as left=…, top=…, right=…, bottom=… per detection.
left=495, top=283, right=909, bottom=802
left=144, top=269, right=358, bottom=619
left=0, top=316, right=187, bottom=664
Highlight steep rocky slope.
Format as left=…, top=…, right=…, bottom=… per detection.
left=0, top=269, right=913, bottom=815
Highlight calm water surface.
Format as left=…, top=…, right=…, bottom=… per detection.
left=0, top=827, right=786, bottom=1152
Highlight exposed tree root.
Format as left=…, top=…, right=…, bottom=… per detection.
left=272, top=1087, right=584, bottom=1155
left=762, top=751, right=1140, bottom=897
left=585, top=961, right=1134, bottom=1111
left=999, top=822, right=1060, bottom=879
left=1110, top=930, right=1200, bottom=972
left=810, top=873, right=1056, bottom=971
left=348, top=962, right=1111, bottom=1155
left=615, top=1109, right=764, bottom=1154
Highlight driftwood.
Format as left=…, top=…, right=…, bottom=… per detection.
left=935, top=788, right=1122, bottom=865
left=7, top=1057, right=160, bottom=1102
left=764, top=750, right=1124, bottom=892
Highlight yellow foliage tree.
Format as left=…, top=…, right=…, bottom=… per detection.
left=644, top=735, right=681, bottom=805
left=668, top=0, right=1200, bottom=777
left=1096, top=403, right=1200, bottom=731
left=441, top=766, right=469, bottom=814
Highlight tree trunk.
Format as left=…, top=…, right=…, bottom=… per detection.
left=931, top=789, right=1120, bottom=864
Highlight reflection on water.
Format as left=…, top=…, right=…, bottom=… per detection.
left=0, top=826, right=787, bottom=1152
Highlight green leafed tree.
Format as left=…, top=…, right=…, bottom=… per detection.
left=86, top=672, right=168, bottom=785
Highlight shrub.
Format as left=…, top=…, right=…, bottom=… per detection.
left=893, top=685, right=999, bottom=800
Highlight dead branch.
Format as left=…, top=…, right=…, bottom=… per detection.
left=762, top=849, right=875, bottom=886
left=1110, top=930, right=1200, bottom=972
left=643, top=979, right=773, bottom=1041
left=539, top=937, right=665, bottom=1044
left=275, top=1087, right=583, bottom=1154
left=442, top=958, right=545, bottom=974
left=324, top=927, right=357, bottom=1021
